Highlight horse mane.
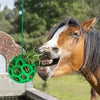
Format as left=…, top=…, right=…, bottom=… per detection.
left=81, top=29, right=100, bottom=73
left=47, top=18, right=84, bottom=40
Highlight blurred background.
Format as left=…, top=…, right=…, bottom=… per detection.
left=0, top=0, right=100, bottom=99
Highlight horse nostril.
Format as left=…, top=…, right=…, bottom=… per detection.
left=52, top=47, right=59, bottom=53
left=37, top=47, right=48, bottom=54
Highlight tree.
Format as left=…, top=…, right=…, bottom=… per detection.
left=85, top=0, right=100, bottom=29
left=0, top=6, right=13, bottom=33
left=14, top=0, right=90, bottom=32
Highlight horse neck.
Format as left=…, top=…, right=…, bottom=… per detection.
left=81, top=67, right=100, bottom=95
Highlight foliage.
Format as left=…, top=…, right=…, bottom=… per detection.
left=11, top=32, right=47, bottom=50
left=85, top=0, right=100, bottom=29
left=14, top=0, right=90, bottom=32
left=0, top=6, right=19, bottom=33
left=0, top=7, right=13, bottom=33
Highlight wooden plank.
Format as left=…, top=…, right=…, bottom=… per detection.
left=0, top=96, right=25, bottom=100
left=26, top=88, right=58, bottom=100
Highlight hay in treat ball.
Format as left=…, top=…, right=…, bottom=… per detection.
left=8, top=50, right=41, bottom=83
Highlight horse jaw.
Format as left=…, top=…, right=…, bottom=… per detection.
left=37, top=50, right=74, bottom=80
left=38, top=64, right=57, bottom=81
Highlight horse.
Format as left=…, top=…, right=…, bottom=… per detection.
left=37, top=17, right=100, bottom=100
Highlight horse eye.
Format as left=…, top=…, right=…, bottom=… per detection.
left=72, top=32, right=80, bottom=38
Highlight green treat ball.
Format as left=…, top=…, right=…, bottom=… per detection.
left=8, top=55, right=36, bottom=83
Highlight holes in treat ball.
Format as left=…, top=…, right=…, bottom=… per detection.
left=32, top=64, right=36, bottom=72
left=21, top=75, right=27, bottom=80
left=9, top=70, right=12, bottom=75
left=29, top=72, right=34, bottom=79
left=13, top=77, right=20, bottom=82
left=32, top=66, right=35, bottom=70
left=13, top=67, right=21, bottom=75
left=10, top=60, right=16, bottom=68
left=17, top=60, right=23, bottom=66
left=23, top=66, right=31, bottom=73
left=8, top=54, right=36, bottom=83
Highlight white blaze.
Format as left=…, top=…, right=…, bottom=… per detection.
left=45, top=25, right=67, bottom=47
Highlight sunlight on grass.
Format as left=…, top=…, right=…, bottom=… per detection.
left=34, top=73, right=100, bottom=100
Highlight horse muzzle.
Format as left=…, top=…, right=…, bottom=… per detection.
left=37, top=45, right=60, bottom=81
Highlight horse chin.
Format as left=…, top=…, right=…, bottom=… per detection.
left=37, top=50, right=60, bottom=80
left=38, top=64, right=57, bottom=81
left=38, top=57, right=59, bottom=81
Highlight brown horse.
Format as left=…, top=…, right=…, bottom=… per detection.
left=38, top=17, right=99, bottom=100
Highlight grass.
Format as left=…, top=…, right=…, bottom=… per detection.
left=34, top=73, right=100, bottom=100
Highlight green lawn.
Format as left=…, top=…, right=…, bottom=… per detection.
left=34, top=73, right=100, bottom=100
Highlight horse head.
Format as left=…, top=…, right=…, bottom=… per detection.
left=38, top=17, right=99, bottom=81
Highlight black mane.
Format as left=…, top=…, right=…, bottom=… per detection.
left=67, top=18, right=81, bottom=28
left=81, top=30, right=100, bottom=73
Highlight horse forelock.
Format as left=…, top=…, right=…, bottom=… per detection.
left=81, top=30, right=100, bottom=74
left=67, top=18, right=85, bottom=35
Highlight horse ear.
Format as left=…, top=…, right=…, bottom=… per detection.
left=81, top=16, right=99, bottom=31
